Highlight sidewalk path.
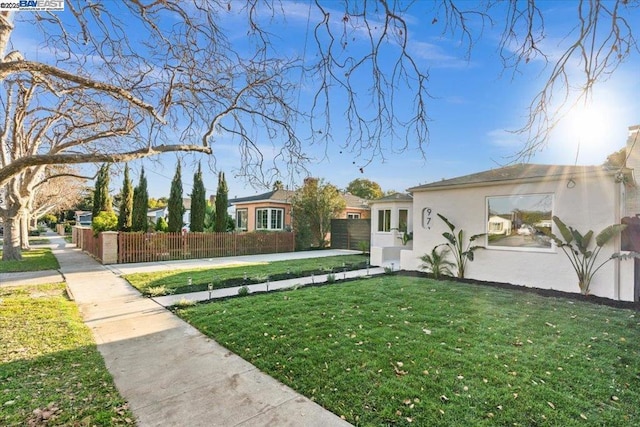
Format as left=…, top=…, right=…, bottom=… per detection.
left=40, top=235, right=352, bottom=426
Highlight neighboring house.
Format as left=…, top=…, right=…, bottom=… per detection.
left=487, top=215, right=512, bottom=235
left=229, top=189, right=295, bottom=232
left=371, top=124, right=640, bottom=302
left=339, top=193, right=371, bottom=219
left=75, top=211, right=92, bottom=226
left=228, top=189, right=371, bottom=232
left=147, top=198, right=191, bottom=226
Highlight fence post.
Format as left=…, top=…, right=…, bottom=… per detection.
left=101, top=231, right=118, bottom=264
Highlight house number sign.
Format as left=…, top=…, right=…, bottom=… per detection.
left=422, top=207, right=433, bottom=229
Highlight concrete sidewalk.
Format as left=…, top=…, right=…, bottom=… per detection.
left=20, top=235, right=352, bottom=426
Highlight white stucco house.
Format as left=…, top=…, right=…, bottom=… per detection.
left=371, top=125, right=640, bottom=302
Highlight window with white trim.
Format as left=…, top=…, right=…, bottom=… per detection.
left=377, top=209, right=391, bottom=232
left=347, top=212, right=361, bottom=219
left=236, top=209, right=248, bottom=231
left=256, top=208, right=284, bottom=230
left=486, top=194, right=553, bottom=250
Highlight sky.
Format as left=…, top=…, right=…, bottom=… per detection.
left=11, top=1, right=640, bottom=200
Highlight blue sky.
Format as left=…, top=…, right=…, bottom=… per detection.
left=12, top=1, right=640, bottom=199
left=143, top=1, right=639, bottom=200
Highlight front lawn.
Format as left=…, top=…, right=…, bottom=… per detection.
left=178, top=276, right=640, bottom=426
left=0, top=283, right=134, bottom=426
left=124, top=254, right=368, bottom=296
left=0, top=248, right=60, bottom=273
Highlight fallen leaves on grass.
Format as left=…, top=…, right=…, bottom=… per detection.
left=28, top=402, right=61, bottom=426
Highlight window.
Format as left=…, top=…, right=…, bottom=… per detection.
left=236, top=209, right=248, bottom=231
left=256, top=208, right=284, bottom=230
left=347, top=212, right=361, bottom=219
left=487, top=194, right=553, bottom=250
left=398, top=209, right=408, bottom=232
left=377, top=209, right=391, bottom=232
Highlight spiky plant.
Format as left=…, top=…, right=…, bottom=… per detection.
left=437, top=214, right=485, bottom=278
left=548, top=216, right=634, bottom=295
left=420, top=246, right=455, bottom=280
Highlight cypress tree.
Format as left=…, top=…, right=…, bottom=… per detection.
left=92, top=164, right=112, bottom=217
left=117, top=164, right=134, bottom=231
left=189, top=162, right=206, bottom=232
left=214, top=171, right=228, bottom=232
left=168, top=162, right=184, bottom=233
left=131, top=167, right=149, bottom=232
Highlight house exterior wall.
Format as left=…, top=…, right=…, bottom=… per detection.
left=625, top=125, right=640, bottom=215
left=407, top=172, right=630, bottom=300
left=234, top=201, right=292, bottom=232
left=336, top=207, right=371, bottom=219
left=370, top=200, right=413, bottom=266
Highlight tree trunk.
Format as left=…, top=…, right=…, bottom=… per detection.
left=2, top=214, right=22, bottom=261
left=20, top=209, right=30, bottom=250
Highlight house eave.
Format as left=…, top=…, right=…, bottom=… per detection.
left=409, top=168, right=627, bottom=192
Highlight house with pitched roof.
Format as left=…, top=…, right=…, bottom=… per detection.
left=371, top=125, right=640, bottom=302
left=229, top=189, right=295, bottom=232
left=229, top=188, right=370, bottom=232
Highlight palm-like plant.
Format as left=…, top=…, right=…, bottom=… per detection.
left=420, top=246, right=455, bottom=280
left=548, top=216, right=634, bottom=295
left=438, top=214, right=485, bottom=278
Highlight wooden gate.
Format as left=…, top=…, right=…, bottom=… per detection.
left=330, top=219, right=370, bottom=250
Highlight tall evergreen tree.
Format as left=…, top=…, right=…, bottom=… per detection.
left=131, top=168, right=149, bottom=232
left=117, top=164, right=134, bottom=231
left=214, top=171, right=229, bottom=232
left=168, top=162, right=184, bottom=233
left=92, top=164, right=112, bottom=218
left=189, top=163, right=206, bottom=232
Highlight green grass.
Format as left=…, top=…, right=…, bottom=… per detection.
left=124, top=254, right=368, bottom=296
left=178, top=276, right=640, bottom=426
left=0, top=248, right=60, bottom=273
left=0, top=283, right=135, bottom=426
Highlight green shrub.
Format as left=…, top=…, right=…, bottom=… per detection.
left=155, top=217, right=168, bottom=232
left=92, top=211, right=118, bottom=235
left=238, top=286, right=250, bottom=296
left=326, top=273, right=336, bottom=283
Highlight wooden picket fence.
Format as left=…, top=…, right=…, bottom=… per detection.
left=117, top=231, right=295, bottom=264
left=80, top=227, right=104, bottom=262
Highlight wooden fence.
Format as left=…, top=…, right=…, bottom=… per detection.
left=80, top=228, right=104, bottom=262
left=330, top=219, right=371, bottom=250
left=117, top=231, right=295, bottom=264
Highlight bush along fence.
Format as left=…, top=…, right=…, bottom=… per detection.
left=73, top=227, right=295, bottom=264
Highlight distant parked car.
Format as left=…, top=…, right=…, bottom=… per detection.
left=517, top=225, right=533, bottom=236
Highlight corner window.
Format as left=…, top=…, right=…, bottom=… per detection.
left=377, top=209, right=391, bottom=232
left=256, top=208, right=284, bottom=230
left=487, top=194, right=553, bottom=250
left=236, top=209, right=248, bottom=231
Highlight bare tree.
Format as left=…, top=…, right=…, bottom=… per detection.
left=29, top=167, right=86, bottom=227
left=0, top=1, right=637, bottom=259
